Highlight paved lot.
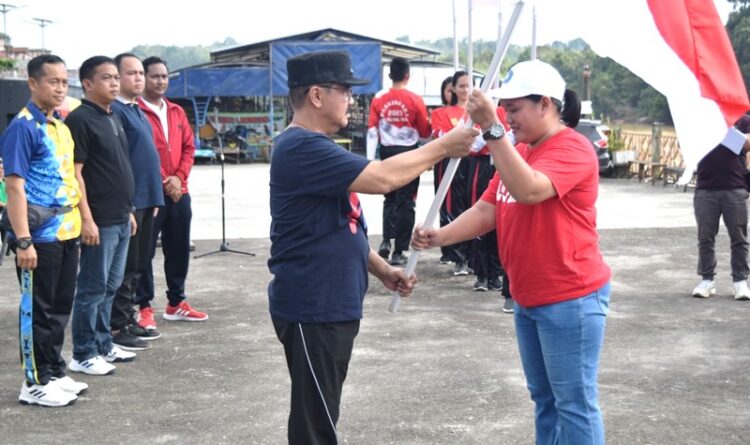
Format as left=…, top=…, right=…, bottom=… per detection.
left=0, top=164, right=747, bottom=444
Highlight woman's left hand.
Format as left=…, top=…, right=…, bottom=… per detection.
left=466, top=89, right=500, bottom=130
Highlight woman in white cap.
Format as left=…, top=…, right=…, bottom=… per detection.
left=412, top=60, right=611, bottom=445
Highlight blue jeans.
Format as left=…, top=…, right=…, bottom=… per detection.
left=514, top=283, right=611, bottom=445
left=72, top=221, right=131, bottom=361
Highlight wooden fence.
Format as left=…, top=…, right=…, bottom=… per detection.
left=620, top=131, right=684, bottom=168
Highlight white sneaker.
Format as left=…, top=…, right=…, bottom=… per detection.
left=50, top=376, right=88, bottom=395
left=19, top=381, right=77, bottom=407
left=733, top=280, right=750, bottom=301
left=69, top=356, right=116, bottom=376
left=692, top=280, right=715, bottom=298
left=103, top=345, right=136, bottom=363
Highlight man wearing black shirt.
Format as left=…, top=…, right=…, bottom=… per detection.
left=692, top=114, right=750, bottom=301
left=66, top=56, right=138, bottom=376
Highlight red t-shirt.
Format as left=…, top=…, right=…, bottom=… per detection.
left=480, top=127, right=611, bottom=307
left=430, top=105, right=508, bottom=156
left=368, top=88, right=430, bottom=147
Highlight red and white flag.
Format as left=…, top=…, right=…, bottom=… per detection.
left=575, top=0, right=750, bottom=181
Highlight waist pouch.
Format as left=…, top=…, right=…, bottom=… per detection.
left=0, top=204, right=73, bottom=232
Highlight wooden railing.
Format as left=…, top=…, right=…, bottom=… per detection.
left=620, top=131, right=684, bottom=167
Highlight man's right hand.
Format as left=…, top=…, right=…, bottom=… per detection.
left=164, top=176, right=182, bottom=195
left=16, top=244, right=37, bottom=270
left=81, top=218, right=100, bottom=245
left=442, top=126, right=480, bottom=158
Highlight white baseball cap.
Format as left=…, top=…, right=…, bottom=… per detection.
left=489, top=60, right=566, bottom=102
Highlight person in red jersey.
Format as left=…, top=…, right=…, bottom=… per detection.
left=413, top=60, right=611, bottom=445
left=430, top=73, right=471, bottom=272
left=367, top=57, right=430, bottom=266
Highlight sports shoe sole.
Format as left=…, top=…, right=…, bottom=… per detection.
left=136, top=331, right=162, bottom=340
left=735, top=294, right=750, bottom=301
left=112, top=341, right=151, bottom=351
left=68, top=362, right=115, bottom=376
left=19, top=394, right=76, bottom=407
left=163, top=313, right=209, bottom=322
left=691, top=289, right=715, bottom=298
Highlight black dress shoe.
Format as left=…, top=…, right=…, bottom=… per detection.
left=378, top=240, right=390, bottom=259
left=390, top=251, right=407, bottom=266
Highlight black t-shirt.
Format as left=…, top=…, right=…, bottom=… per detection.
left=66, top=99, right=135, bottom=226
left=696, top=115, right=750, bottom=190
left=268, top=127, right=371, bottom=323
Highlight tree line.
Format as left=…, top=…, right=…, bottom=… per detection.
left=408, top=2, right=750, bottom=125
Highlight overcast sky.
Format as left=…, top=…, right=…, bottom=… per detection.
left=1, top=0, right=735, bottom=68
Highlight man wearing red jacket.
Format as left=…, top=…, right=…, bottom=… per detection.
left=135, top=56, right=208, bottom=329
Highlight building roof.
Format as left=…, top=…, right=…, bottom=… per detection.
left=210, top=27, right=439, bottom=64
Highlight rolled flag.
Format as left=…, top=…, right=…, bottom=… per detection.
left=573, top=0, right=750, bottom=182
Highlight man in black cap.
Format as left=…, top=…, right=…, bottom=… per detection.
left=269, top=50, right=478, bottom=444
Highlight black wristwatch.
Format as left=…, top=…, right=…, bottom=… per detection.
left=482, top=123, right=506, bottom=141
left=16, top=237, right=33, bottom=250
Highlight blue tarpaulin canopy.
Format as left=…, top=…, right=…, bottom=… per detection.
left=167, top=67, right=269, bottom=97
left=166, top=42, right=382, bottom=99
left=270, top=41, right=382, bottom=95
left=165, top=41, right=384, bottom=156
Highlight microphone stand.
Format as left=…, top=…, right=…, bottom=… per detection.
left=195, top=114, right=255, bottom=259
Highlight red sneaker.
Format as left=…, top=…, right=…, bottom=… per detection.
left=138, top=307, right=157, bottom=330
left=163, top=301, right=208, bottom=322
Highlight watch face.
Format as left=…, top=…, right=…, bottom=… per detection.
left=17, top=239, right=32, bottom=250
left=486, top=124, right=505, bottom=140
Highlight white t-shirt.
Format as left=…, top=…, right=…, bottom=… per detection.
left=142, top=98, right=169, bottom=141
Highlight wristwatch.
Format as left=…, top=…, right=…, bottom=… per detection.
left=483, top=123, right=506, bottom=141
left=16, top=237, right=33, bottom=250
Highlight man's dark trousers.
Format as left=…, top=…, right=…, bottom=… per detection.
left=111, top=208, right=155, bottom=329
left=273, top=318, right=360, bottom=445
left=16, top=238, right=79, bottom=384
left=136, top=193, right=192, bottom=308
left=380, top=144, right=419, bottom=253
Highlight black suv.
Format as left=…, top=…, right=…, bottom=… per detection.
left=574, top=119, right=614, bottom=175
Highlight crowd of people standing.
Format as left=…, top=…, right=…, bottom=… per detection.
left=0, top=53, right=208, bottom=407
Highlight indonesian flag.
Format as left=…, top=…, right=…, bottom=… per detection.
left=575, top=0, right=750, bottom=182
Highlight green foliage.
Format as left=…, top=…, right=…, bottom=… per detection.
left=0, top=58, right=14, bottom=70
left=726, top=5, right=750, bottom=99
left=415, top=36, right=671, bottom=124
left=130, top=37, right=238, bottom=71
left=607, top=125, right=625, bottom=151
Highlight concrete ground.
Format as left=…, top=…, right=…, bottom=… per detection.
left=0, top=164, right=747, bottom=444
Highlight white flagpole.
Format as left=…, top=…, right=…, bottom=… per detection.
left=468, top=0, right=474, bottom=85
left=530, top=5, right=537, bottom=60
left=496, top=0, right=503, bottom=89
left=453, top=0, right=459, bottom=70
left=389, top=0, right=526, bottom=313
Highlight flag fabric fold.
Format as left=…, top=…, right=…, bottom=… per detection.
left=572, top=0, right=750, bottom=182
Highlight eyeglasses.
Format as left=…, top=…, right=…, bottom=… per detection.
left=319, top=84, right=354, bottom=101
